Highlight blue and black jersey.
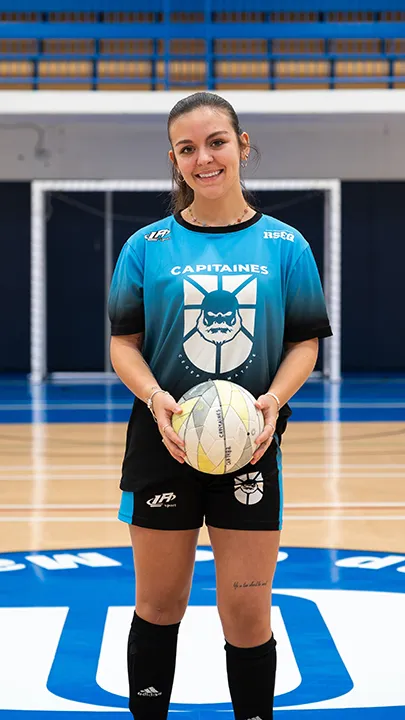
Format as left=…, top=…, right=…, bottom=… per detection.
left=109, top=212, right=332, bottom=489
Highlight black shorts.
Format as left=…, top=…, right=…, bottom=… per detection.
left=118, top=435, right=283, bottom=531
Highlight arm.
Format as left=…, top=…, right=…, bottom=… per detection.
left=110, top=333, right=154, bottom=401
left=110, top=333, right=186, bottom=463
left=251, top=337, right=318, bottom=464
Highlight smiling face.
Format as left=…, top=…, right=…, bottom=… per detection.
left=168, top=106, right=249, bottom=203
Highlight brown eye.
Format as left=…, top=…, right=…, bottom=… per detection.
left=180, top=146, right=193, bottom=154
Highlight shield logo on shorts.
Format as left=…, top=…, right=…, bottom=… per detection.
left=182, top=274, right=257, bottom=374
left=234, top=471, right=264, bottom=505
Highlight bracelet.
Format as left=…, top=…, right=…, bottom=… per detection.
left=265, top=391, right=281, bottom=412
left=146, top=388, right=168, bottom=422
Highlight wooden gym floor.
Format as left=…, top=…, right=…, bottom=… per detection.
left=0, top=377, right=404, bottom=553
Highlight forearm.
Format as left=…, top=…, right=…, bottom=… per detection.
left=269, top=338, right=319, bottom=408
left=110, top=334, right=158, bottom=402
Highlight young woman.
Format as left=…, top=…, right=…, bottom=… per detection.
left=108, top=91, right=332, bottom=720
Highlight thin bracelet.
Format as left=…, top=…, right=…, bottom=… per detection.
left=265, top=391, right=281, bottom=412
left=146, top=388, right=168, bottom=422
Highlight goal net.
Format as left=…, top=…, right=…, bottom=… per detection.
left=31, top=179, right=341, bottom=384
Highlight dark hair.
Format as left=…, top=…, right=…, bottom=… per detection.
left=167, top=91, right=258, bottom=214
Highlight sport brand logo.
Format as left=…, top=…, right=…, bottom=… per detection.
left=182, top=274, right=256, bottom=374
left=137, top=686, right=162, bottom=697
left=146, top=492, right=176, bottom=508
left=144, top=229, right=170, bottom=241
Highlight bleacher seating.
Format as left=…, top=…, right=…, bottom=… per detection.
left=1, top=2, right=405, bottom=90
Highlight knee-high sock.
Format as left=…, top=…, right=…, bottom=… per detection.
left=127, top=611, right=180, bottom=719
left=225, top=635, right=277, bottom=720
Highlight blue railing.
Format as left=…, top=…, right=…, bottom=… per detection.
left=1, top=4, right=405, bottom=89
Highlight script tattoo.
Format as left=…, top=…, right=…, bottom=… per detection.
left=233, top=580, right=269, bottom=590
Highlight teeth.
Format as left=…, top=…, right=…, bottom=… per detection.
left=198, top=170, right=221, bottom=178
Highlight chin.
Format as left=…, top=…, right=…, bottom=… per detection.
left=195, top=185, right=227, bottom=201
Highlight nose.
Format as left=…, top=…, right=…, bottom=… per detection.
left=196, top=146, right=213, bottom=167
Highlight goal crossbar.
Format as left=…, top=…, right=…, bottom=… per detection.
left=31, top=179, right=341, bottom=384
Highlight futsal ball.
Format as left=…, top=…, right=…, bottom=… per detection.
left=171, top=379, right=264, bottom=475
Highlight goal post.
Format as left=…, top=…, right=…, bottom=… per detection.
left=30, top=179, right=341, bottom=384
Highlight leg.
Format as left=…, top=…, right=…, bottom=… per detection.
left=209, top=526, right=280, bottom=646
left=128, top=525, right=199, bottom=719
left=209, top=526, right=280, bottom=719
left=131, top=525, right=199, bottom=624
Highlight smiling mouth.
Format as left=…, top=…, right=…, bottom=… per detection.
left=195, top=169, right=224, bottom=179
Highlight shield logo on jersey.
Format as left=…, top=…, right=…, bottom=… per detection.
left=182, top=274, right=256, bottom=374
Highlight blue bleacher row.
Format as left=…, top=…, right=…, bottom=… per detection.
left=2, top=4, right=405, bottom=89
left=3, top=1, right=405, bottom=12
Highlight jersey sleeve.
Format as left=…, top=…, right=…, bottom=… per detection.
left=284, top=245, right=332, bottom=342
left=108, top=240, right=144, bottom=336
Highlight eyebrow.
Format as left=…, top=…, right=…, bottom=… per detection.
left=175, top=130, right=230, bottom=147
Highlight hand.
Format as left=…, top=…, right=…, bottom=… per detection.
left=152, top=392, right=186, bottom=464
left=250, top=394, right=279, bottom=465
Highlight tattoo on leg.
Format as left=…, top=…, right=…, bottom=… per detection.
left=233, top=580, right=269, bottom=590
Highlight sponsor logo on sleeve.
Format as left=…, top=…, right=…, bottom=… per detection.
left=144, top=229, right=171, bottom=241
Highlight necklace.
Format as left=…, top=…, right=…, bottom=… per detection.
left=187, top=205, right=249, bottom=227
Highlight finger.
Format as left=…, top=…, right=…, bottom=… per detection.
left=255, top=426, right=274, bottom=446
left=156, top=415, right=185, bottom=449
left=251, top=436, right=273, bottom=464
left=162, top=424, right=185, bottom=449
left=162, top=436, right=186, bottom=463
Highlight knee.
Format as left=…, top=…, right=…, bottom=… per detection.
left=218, top=599, right=271, bottom=647
left=136, top=589, right=190, bottom=625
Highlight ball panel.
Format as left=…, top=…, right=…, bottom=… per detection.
left=197, top=442, right=218, bottom=474
left=214, top=379, right=233, bottom=416
left=171, top=396, right=199, bottom=435
left=229, top=386, right=250, bottom=432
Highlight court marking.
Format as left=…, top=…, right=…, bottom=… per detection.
left=1, top=464, right=405, bottom=471
left=1, top=502, right=405, bottom=510
left=1, top=515, right=405, bottom=522
left=2, top=472, right=405, bottom=481
left=2, top=401, right=405, bottom=410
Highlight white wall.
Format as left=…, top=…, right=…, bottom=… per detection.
left=0, top=90, right=405, bottom=180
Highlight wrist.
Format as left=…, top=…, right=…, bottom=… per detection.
left=145, top=386, right=168, bottom=421
left=144, top=384, right=160, bottom=404
left=265, top=390, right=281, bottom=413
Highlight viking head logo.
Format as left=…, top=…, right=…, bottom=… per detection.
left=197, top=290, right=242, bottom=346
left=234, top=472, right=264, bottom=505
left=182, top=274, right=257, bottom=375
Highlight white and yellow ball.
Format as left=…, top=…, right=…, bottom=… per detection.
left=172, top=379, right=264, bottom=474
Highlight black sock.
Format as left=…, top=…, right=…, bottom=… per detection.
left=225, top=635, right=277, bottom=720
left=127, top=611, right=180, bottom=719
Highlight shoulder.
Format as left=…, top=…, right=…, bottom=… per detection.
left=259, top=214, right=308, bottom=254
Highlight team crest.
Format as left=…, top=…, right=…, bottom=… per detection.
left=182, top=274, right=256, bottom=374
left=234, top=471, right=264, bottom=505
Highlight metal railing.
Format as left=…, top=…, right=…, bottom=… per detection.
left=1, top=4, right=405, bottom=89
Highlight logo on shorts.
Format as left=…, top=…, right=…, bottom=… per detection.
left=146, top=492, right=176, bottom=508
left=234, top=472, right=264, bottom=505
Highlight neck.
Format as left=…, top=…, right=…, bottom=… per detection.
left=187, top=190, right=253, bottom=227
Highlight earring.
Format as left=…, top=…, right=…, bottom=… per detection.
left=241, top=158, right=248, bottom=169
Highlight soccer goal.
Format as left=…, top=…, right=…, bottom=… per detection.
left=30, top=179, right=341, bottom=384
